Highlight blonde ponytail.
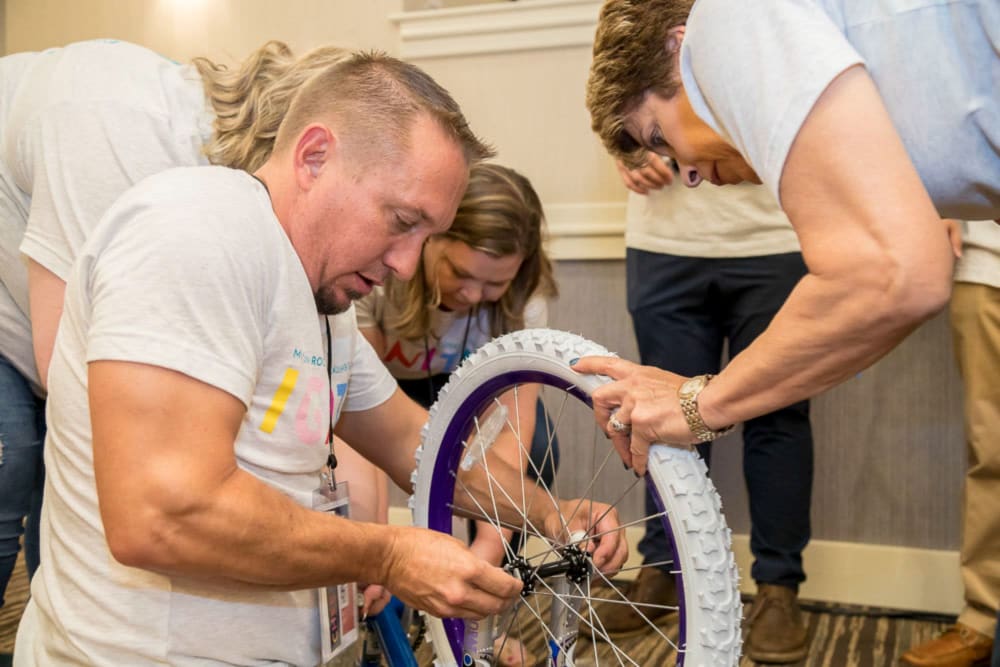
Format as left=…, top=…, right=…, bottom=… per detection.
left=193, top=41, right=352, bottom=172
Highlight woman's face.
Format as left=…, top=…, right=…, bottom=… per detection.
left=619, top=26, right=759, bottom=188
left=623, top=88, right=760, bottom=187
left=424, top=238, right=523, bottom=313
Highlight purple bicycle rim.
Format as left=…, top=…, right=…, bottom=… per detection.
left=424, top=369, right=687, bottom=664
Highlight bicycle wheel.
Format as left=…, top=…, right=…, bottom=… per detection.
left=410, top=329, right=741, bottom=666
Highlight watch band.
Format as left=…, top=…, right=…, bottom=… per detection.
left=678, top=374, right=734, bottom=443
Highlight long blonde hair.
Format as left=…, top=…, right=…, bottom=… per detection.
left=194, top=43, right=492, bottom=173
left=386, top=163, right=558, bottom=340
left=192, top=41, right=353, bottom=172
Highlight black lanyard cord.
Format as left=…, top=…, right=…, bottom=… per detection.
left=325, top=317, right=337, bottom=479
left=422, top=310, right=474, bottom=402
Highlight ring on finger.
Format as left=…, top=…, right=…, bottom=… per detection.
left=608, top=415, right=631, bottom=435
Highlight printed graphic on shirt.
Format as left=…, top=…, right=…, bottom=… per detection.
left=258, top=314, right=357, bottom=444
left=383, top=338, right=472, bottom=375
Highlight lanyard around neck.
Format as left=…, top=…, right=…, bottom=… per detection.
left=422, top=310, right=474, bottom=400
left=324, top=317, right=337, bottom=487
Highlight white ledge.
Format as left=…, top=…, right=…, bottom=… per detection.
left=391, top=0, right=602, bottom=59
left=545, top=201, right=626, bottom=260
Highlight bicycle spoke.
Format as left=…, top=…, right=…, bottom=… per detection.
left=530, top=578, right=640, bottom=667
left=413, top=330, right=742, bottom=666
left=586, top=569, right=680, bottom=649
left=559, top=444, right=622, bottom=534
left=547, top=590, right=678, bottom=615
left=613, top=559, right=677, bottom=575
left=493, top=392, right=574, bottom=546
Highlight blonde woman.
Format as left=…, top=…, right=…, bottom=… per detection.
left=356, top=162, right=561, bottom=565
left=0, top=38, right=350, bottom=608
left=351, top=162, right=558, bottom=664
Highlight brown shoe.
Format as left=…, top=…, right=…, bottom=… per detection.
left=744, top=584, right=809, bottom=663
left=899, top=623, right=993, bottom=667
left=591, top=567, right=678, bottom=637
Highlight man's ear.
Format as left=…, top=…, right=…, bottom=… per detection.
left=294, top=124, right=334, bottom=189
left=665, top=25, right=686, bottom=57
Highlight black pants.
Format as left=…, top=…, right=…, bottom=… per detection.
left=627, top=249, right=813, bottom=589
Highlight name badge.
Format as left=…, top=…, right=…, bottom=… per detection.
left=313, top=481, right=359, bottom=663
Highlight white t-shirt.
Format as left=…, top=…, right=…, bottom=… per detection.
left=681, top=0, right=1000, bottom=220
left=0, top=39, right=213, bottom=394
left=18, top=167, right=396, bottom=666
left=626, top=175, right=799, bottom=258
left=356, top=287, right=548, bottom=379
left=955, top=221, right=1000, bottom=290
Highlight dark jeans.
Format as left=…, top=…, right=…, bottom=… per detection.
left=627, top=249, right=813, bottom=589
left=0, top=354, right=45, bottom=608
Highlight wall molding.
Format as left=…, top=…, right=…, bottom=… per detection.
left=389, top=506, right=962, bottom=615
left=391, top=0, right=602, bottom=59
left=545, top=201, right=626, bottom=260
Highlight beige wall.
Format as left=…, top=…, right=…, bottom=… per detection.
left=3, top=0, right=404, bottom=62
left=406, top=46, right=624, bottom=206
left=2, top=1, right=618, bottom=206
left=4, top=0, right=968, bottom=602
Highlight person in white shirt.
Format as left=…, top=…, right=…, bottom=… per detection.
left=13, top=51, right=627, bottom=666
left=583, top=1, right=998, bottom=663
left=609, top=152, right=812, bottom=662
left=353, top=163, right=558, bottom=665
left=356, top=163, right=559, bottom=562
left=0, top=37, right=350, bottom=614
left=580, top=0, right=997, bottom=464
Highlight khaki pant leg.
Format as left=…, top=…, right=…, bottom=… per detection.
left=951, top=282, right=1000, bottom=636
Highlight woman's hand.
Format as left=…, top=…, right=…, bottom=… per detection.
left=615, top=152, right=675, bottom=195
left=542, top=498, right=628, bottom=575
left=359, top=583, right=392, bottom=618
left=943, top=219, right=963, bottom=259
left=570, top=356, right=699, bottom=475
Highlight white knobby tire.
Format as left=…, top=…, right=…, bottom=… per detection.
left=410, top=329, right=741, bottom=666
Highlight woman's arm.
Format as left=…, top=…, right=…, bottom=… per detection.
left=701, top=65, right=953, bottom=423
left=575, top=66, right=954, bottom=474
left=467, top=383, right=542, bottom=565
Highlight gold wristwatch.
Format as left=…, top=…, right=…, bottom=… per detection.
left=677, top=374, right=734, bottom=442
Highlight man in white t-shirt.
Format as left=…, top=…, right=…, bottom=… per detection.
left=13, top=53, right=626, bottom=667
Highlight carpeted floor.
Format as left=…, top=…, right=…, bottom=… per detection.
left=0, top=552, right=28, bottom=661
left=1, top=551, right=951, bottom=666
left=408, top=590, right=952, bottom=666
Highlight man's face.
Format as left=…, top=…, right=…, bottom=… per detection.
left=623, top=89, right=760, bottom=187
left=297, top=114, right=469, bottom=314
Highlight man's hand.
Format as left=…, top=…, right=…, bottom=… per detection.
left=570, top=356, right=701, bottom=475
left=542, top=498, right=629, bottom=575
left=615, top=152, right=675, bottom=195
left=380, top=525, right=522, bottom=619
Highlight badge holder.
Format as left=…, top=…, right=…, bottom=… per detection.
left=314, top=475, right=358, bottom=664
left=316, top=316, right=359, bottom=664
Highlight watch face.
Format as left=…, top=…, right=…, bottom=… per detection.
left=680, top=377, right=703, bottom=396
